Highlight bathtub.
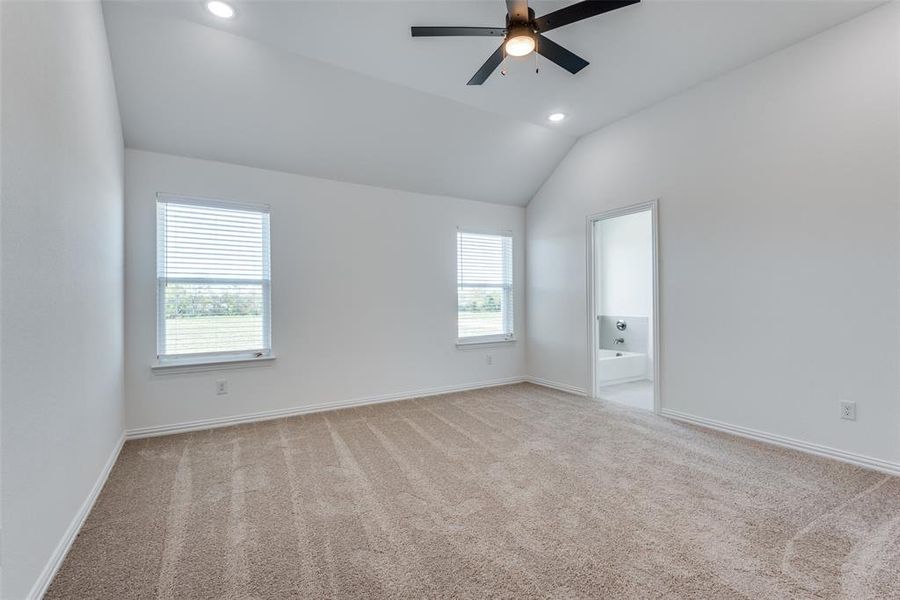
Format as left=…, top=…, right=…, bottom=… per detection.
left=596, top=349, right=648, bottom=385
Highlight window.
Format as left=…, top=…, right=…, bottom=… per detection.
left=457, top=230, right=514, bottom=344
left=157, top=194, right=271, bottom=364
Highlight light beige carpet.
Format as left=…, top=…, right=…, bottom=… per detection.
left=47, top=383, right=900, bottom=599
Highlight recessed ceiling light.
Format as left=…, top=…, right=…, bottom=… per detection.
left=548, top=113, right=566, bottom=122
left=206, top=1, right=235, bottom=19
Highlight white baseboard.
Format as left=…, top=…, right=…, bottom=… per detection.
left=661, top=408, right=900, bottom=477
left=596, top=375, right=649, bottom=387
left=126, top=377, right=528, bottom=439
left=525, top=377, right=588, bottom=396
left=28, top=433, right=126, bottom=600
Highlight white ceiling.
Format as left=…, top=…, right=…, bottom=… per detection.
left=104, top=0, right=880, bottom=205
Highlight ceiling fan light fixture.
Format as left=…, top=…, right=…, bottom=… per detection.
left=504, top=26, right=535, bottom=57
left=411, top=0, right=641, bottom=84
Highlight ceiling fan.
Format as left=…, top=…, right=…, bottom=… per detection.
left=411, top=0, right=640, bottom=85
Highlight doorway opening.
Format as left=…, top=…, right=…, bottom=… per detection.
left=587, top=201, right=659, bottom=412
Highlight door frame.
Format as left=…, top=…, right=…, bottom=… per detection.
left=585, top=199, right=661, bottom=413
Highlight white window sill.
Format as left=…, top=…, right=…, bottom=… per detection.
left=456, top=338, right=517, bottom=348
left=152, top=354, right=276, bottom=374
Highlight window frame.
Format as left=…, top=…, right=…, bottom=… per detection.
left=155, top=193, right=273, bottom=368
left=456, top=227, right=516, bottom=346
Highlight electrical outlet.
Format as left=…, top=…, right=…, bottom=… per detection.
left=486, top=354, right=493, bottom=365
left=216, top=380, right=228, bottom=395
left=840, top=400, right=856, bottom=421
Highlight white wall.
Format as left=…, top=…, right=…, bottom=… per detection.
left=125, top=150, right=525, bottom=431
left=0, top=2, right=125, bottom=598
left=527, top=4, right=900, bottom=464
left=595, top=211, right=653, bottom=317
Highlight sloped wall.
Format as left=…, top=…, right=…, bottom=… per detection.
left=526, top=4, right=900, bottom=464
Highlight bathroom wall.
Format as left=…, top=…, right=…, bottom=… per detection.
left=594, top=211, right=653, bottom=357
left=598, top=316, right=649, bottom=356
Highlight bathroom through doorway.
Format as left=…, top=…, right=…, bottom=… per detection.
left=587, top=201, right=659, bottom=411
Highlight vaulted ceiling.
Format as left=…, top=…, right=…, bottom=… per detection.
left=103, top=1, right=880, bottom=205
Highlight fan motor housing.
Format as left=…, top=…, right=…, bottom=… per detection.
left=506, top=7, right=536, bottom=29
left=507, top=23, right=535, bottom=41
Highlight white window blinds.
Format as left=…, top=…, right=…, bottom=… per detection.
left=157, top=195, right=271, bottom=361
left=457, top=230, right=514, bottom=342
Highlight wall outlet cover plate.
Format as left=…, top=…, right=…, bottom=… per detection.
left=840, top=400, right=856, bottom=421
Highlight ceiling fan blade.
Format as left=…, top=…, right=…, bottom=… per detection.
left=467, top=45, right=506, bottom=85
left=506, top=0, right=529, bottom=22
left=411, top=26, right=506, bottom=37
left=534, top=0, right=639, bottom=33
left=536, top=35, right=589, bottom=74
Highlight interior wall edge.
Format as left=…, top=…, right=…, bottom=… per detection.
left=25, top=433, right=126, bottom=600
left=525, top=377, right=588, bottom=397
